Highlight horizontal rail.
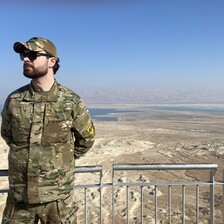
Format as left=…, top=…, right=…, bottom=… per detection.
left=0, top=169, right=8, bottom=176
left=112, top=163, right=218, bottom=171
left=75, top=165, right=102, bottom=173
left=0, top=164, right=216, bottom=177
left=0, top=189, right=9, bottom=193
left=74, top=181, right=216, bottom=189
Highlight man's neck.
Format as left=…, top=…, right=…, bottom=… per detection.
left=31, top=76, right=55, bottom=92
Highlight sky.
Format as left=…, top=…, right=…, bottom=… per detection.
left=0, top=0, right=224, bottom=103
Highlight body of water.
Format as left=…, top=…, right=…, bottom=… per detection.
left=151, top=105, right=224, bottom=113
left=1, top=104, right=224, bottom=122
left=90, top=105, right=224, bottom=121
left=89, top=108, right=136, bottom=121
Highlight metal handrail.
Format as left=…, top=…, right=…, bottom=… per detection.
left=112, top=163, right=218, bottom=171
left=111, top=163, right=218, bottom=224
left=0, top=164, right=222, bottom=224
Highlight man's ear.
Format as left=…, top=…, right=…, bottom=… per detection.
left=49, top=57, right=56, bottom=68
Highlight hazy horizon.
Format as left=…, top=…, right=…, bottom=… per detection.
left=1, top=88, right=224, bottom=106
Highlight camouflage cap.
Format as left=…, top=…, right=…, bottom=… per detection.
left=13, top=37, right=58, bottom=59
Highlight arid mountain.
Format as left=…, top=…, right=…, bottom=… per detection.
left=78, top=89, right=224, bottom=104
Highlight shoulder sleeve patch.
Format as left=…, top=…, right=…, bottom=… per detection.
left=86, top=122, right=94, bottom=135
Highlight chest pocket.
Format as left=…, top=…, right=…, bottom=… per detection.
left=11, top=103, right=32, bottom=144
left=43, top=104, right=73, bottom=144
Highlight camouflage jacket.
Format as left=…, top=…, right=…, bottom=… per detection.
left=1, top=81, right=95, bottom=204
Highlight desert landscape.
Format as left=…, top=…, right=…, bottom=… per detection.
left=0, top=104, right=224, bottom=223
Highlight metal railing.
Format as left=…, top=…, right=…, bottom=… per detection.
left=0, top=163, right=223, bottom=224
left=111, top=164, right=218, bottom=224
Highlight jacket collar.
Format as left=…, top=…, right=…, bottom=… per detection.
left=23, top=80, right=59, bottom=102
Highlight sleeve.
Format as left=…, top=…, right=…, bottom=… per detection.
left=72, top=99, right=95, bottom=159
left=1, top=97, right=12, bottom=146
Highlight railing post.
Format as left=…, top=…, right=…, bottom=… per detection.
left=209, top=167, right=217, bottom=224
left=196, top=185, right=199, bottom=224
left=222, top=169, right=224, bottom=224
left=112, top=166, right=115, bottom=224
left=182, top=185, right=185, bottom=224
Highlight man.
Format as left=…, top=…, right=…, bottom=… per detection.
left=1, top=37, right=95, bottom=223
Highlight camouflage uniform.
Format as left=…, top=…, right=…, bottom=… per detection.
left=1, top=81, right=95, bottom=223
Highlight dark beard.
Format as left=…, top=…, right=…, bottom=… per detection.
left=23, top=64, right=48, bottom=79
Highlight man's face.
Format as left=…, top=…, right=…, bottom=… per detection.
left=21, top=50, right=50, bottom=79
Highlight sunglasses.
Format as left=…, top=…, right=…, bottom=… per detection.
left=20, top=51, right=52, bottom=61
